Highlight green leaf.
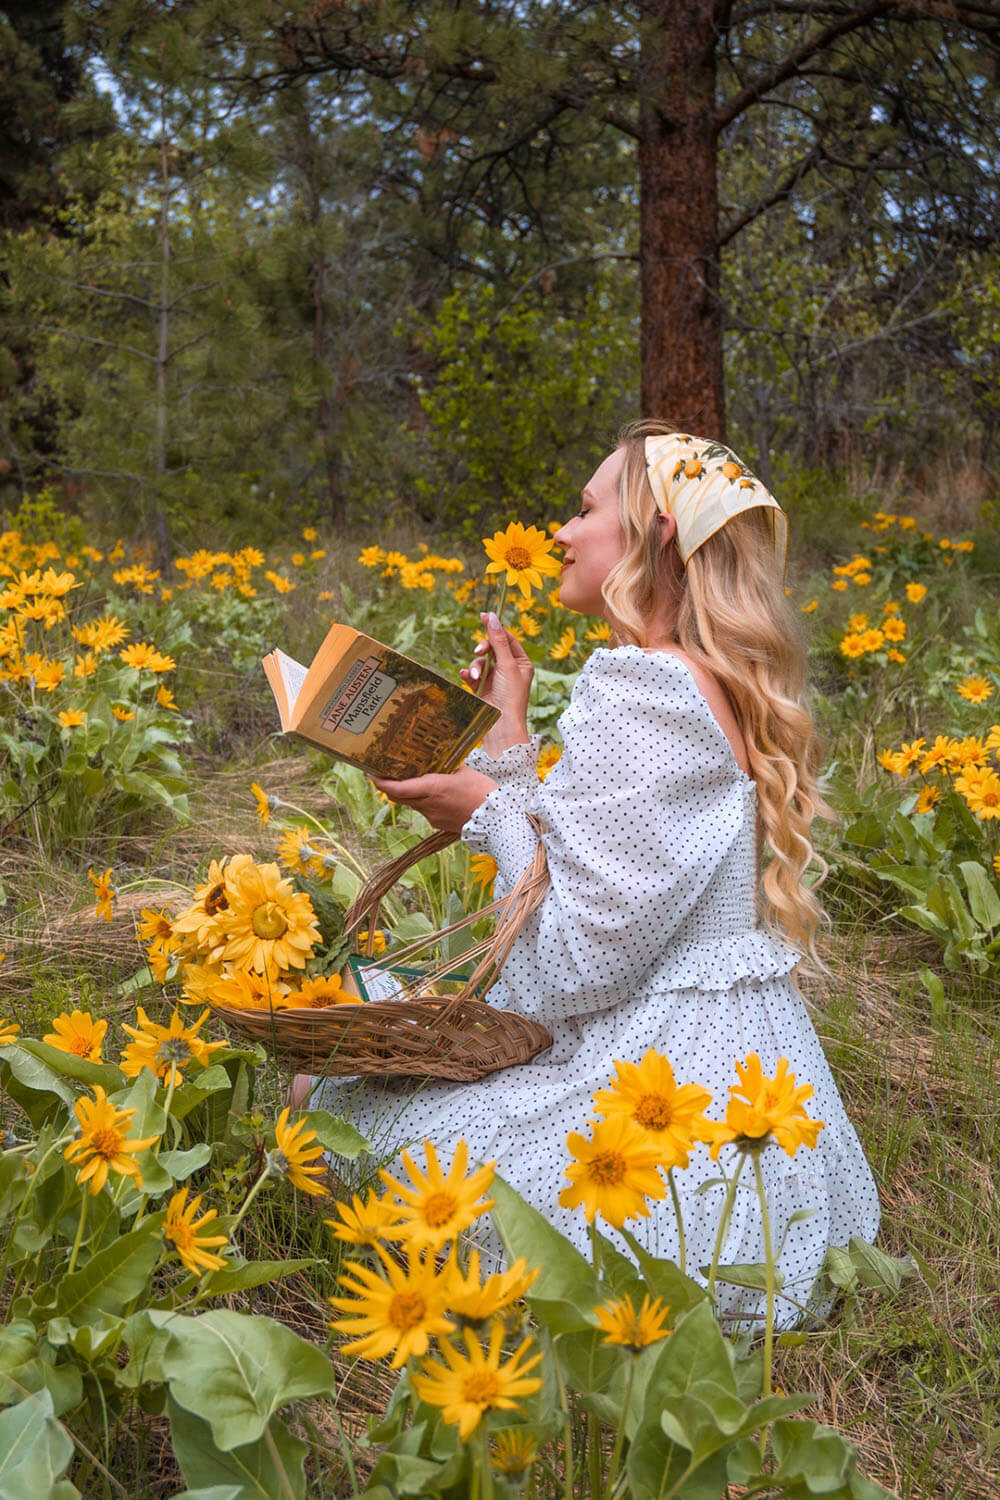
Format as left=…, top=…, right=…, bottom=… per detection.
left=301, top=1110, right=370, bottom=1159
left=54, top=1214, right=165, bottom=1323
left=0, top=1046, right=77, bottom=1124
left=159, top=1144, right=213, bottom=1181
left=168, top=1398, right=308, bottom=1500
left=768, top=1417, right=897, bottom=1497
left=170, top=1490, right=242, bottom=1500
left=17, top=1041, right=122, bottom=1094
left=618, top=1227, right=710, bottom=1316
left=0, top=1390, right=75, bottom=1500
left=705, top=1263, right=785, bottom=1293
left=197, top=1259, right=317, bottom=1297
left=842, top=814, right=885, bottom=848
left=160, top=1310, right=333, bottom=1449
left=959, top=861, right=1000, bottom=931
left=555, top=1328, right=627, bottom=1422
left=490, top=1174, right=595, bottom=1332
left=846, top=1237, right=918, bottom=1293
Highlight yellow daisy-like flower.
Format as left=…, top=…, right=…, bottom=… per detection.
left=985, top=724, right=1000, bottom=754
left=219, top=861, right=321, bottom=974
left=954, top=766, right=1000, bottom=820
left=63, top=1086, right=160, bottom=1195
left=536, top=743, right=562, bottom=781
left=119, top=642, right=176, bottom=673
left=285, top=973, right=357, bottom=1008
left=326, top=1189, right=406, bottom=1247
left=993, top=853, right=1000, bottom=877
left=469, top=854, right=498, bottom=892
left=905, top=582, right=927, bottom=603
left=914, top=785, right=940, bottom=814
left=887, top=649, right=906, bottom=664
left=57, top=708, right=86, bottom=728
left=271, top=1106, right=327, bottom=1195
left=558, top=1115, right=668, bottom=1228
left=847, top=613, right=869, bottom=632
left=882, top=600, right=901, bottom=615
left=197, top=964, right=293, bottom=1011
left=491, top=1429, right=539, bottom=1482
left=594, top=1292, right=672, bottom=1353
left=358, top=545, right=386, bottom=568
left=591, top=1049, right=714, bottom=1170
left=111, top=706, right=134, bottom=722
left=156, top=685, right=179, bottom=711
left=413, top=1322, right=543, bottom=1440
left=164, top=1187, right=229, bottom=1275
left=482, top=522, right=561, bottom=602
left=443, top=1248, right=538, bottom=1329
left=275, top=823, right=328, bottom=879
left=43, top=1009, right=107, bottom=1061
left=331, top=1243, right=455, bottom=1367
left=251, top=781, right=271, bottom=827
left=957, top=676, right=994, bottom=705
left=707, top=1054, right=825, bottom=1159
left=859, top=627, right=885, bottom=653
left=137, top=906, right=174, bottom=946
left=549, top=626, right=576, bottom=661
left=800, top=599, right=818, bottom=614
left=882, top=616, right=906, bottom=642
left=853, top=572, right=872, bottom=587
left=831, top=579, right=848, bottom=592
left=120, top=1006, right=225, bottom=1084
left=380, top=1140, right=496, bottom=1253
left=518, top=611, right=541, bottom=637
left=585, top=619, right=614, bottom=640
left=88, top=866, right=116, bottom=921
left=357, top=928, right=387, bottom=956
left=74, top=651, right=98, bottom=679
left=75, top=613, right=129, bottom=652
left=0, top=1018, right=21, bottom=1045
left=839, top=634, right=866, bottom=659
left=172, top=855, right=252, bottom=959
left=948, top=735, right=988, bottom=770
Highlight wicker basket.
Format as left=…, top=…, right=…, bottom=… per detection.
left=211, top=820, right=553, bottom=1081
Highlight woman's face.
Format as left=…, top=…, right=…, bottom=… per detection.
left=553, top=448, right=628, bottom=619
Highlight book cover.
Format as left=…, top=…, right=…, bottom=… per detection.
left=262, top=624, right=499, bottom=780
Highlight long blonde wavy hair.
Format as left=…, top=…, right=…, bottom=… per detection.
left=602, top=419, right=837, bottom=972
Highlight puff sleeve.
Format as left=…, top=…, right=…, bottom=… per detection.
left=461, top=648, right=751, bottom=1023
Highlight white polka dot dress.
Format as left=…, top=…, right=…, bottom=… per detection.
left=321, top=647, right=880, bottom=1327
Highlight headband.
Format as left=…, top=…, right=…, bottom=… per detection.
left=644, top=434, right=787, bottom=570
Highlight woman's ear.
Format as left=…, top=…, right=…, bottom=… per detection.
left=657, top=512, right=678, bottom=549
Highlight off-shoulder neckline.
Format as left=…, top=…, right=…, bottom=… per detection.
left=594, top=644, right=756, bottom=789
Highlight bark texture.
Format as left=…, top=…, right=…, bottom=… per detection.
left=637, top=0, right=725, bottom=438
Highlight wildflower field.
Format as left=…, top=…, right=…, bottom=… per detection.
left=1, top=490, right=998, bottom=1500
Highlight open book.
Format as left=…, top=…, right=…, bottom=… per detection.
left=262, top=622, right=500, bottom=779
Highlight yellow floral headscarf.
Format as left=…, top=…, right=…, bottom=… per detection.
left=644, top=434, right=787, bottom=570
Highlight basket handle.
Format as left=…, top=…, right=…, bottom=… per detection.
left=344, top=828, right=458, bottom=952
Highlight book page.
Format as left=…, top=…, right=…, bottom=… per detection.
left=275, top=649, right=309, bottom=717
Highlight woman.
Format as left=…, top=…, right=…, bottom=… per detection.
left=335, top=421, right=880, bottom=1325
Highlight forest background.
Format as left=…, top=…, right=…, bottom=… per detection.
left=2, top=4, right=1000, bottom=1499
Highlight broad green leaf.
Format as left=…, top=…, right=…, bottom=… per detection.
left=555, top=1328, right=627, bottom=1422
left=846, top=1237, right=918, bottom=1293
left=706, top=1263, right=785, bottom=1293
left=0, top=1046, right=77, bottom=1123
left=301, top=1109, right=370, bottom=1159
left=897, top=904, right=948, bottom=937
left=160, top=1310, right=334, bottom=1449
left=17, top=1041, right=121, bottom=1094
left=959, top=861, right=1000, bottom=931
left=119, top=1309, right=175, bottom=1390
left=0, top=1390, right=75, bottom=1500
left=197, top=1259, right=316, bottom=1297
left=768, top=1416, right=898, bottom=1497
left=842, top=814, right=885, bottom=848
left=0, top=1323, right=81, bottom=1416
left=159, top=1144, right=213, bottom=1181
left=618, top=1227, right=710, bottom=1316
left=0, top=1156, right=28, bottom=1219
left=167, top=1398, right=308, bottom=1500
left=170, top=1489, right=242, bottom=1500
left=490, top=1174, right=595, bottom=1331
left=46, top=1313, right=124, bottom=1364
left=55, top=1214, right=165, bottom=1323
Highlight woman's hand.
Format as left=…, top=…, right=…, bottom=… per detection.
left=370, top=765, right=498, bottom=833
left=461, top=611, right=534, bottom=757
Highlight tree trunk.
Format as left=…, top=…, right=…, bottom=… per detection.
left=637, top=0, right=725, bottom=439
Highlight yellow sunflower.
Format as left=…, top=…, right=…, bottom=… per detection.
left=285, top=973, right=356, bottom=1008
left=276, top=824, right=329, bottom=879
left=218, top=860, right=320, bottom=973
left=270, top=1106, right=327, bottom=1195
left=549, top=626, right=576, bottom=661
left=591, top=1049, right=714, bottom=1169
left=119, top=642, right=175, bottom=672
left=594, top=1292, right=672, bottom=1353
left=63, top=1086, right=160, bottom=1195
left=707, top=1053, right=824, bottom=1159
left=88, top=866, right=115, bottom=921
left=0, top=1018, right=21, bottom=1046
left=442, top=1249, right=538, bottom=1329
left=954, top=766, right=1000, bottom=820
left=326, top=1188, right=406, bottom=1248
left=491, top=1429, right=539, bottom=1482
left=536, top=744, right=563, bottom=781
left=413, top=1322, right=543, bottom=1440
left=482, top=522, right=561, bottom=602
left=120, top=1006, right=225, bottom=1084
left=330, top=1244, right=455, bottom=1367
left=379, top=1140, right=495, bottom=1252
left=957, top=676, right=994, bottom=705
left=196, top=964, right=293, bottom=1011
left=164, top=1187, right=229, bottom=1275
left=469, top=853, right=498, bottom=892
left=558, top=1116, right=668, bottom=1227
left=43, top=1009, right=107, bottom=1061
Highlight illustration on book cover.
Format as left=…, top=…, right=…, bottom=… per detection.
left=320, top=653, right=471, bottom=777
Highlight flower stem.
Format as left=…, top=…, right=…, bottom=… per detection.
left=227, top=1163, right=271, bottom=1244
left=705, top=1151, right=746, bottom=1303
left=751, top=1151, right=777, bottom=1461
left=67, top=1191, right=89, bottom=1275
left=667, top=1169, right=686, bottom=1276
left=603, top=1356, right=635, bottom=1500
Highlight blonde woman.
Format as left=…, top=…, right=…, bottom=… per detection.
left=362, top=421, right=880, bottom=1325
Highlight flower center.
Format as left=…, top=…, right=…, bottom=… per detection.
left=388, top=1290, right=427, bottom=1330
left=91, top=1126, right=124, bottom=1159
left=252, top=901, right=289, bottom=939
left=157, top=1037, right=192, bottom=1066
left=204, top=883, right=228, bottom=915
left=169, top=1222, right=195, bottom=1251
left=463, top=1371, right=500, bottom=1404
left=588, top=1149, right=626, bottom=1186
left=70, top=1035, right=96, bottom=1059
left=504, top=546, right=532, bottom=570
left=634, top=1093, right=674, bottom=1131
left=422, top=1190, right=458, bottom=1229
